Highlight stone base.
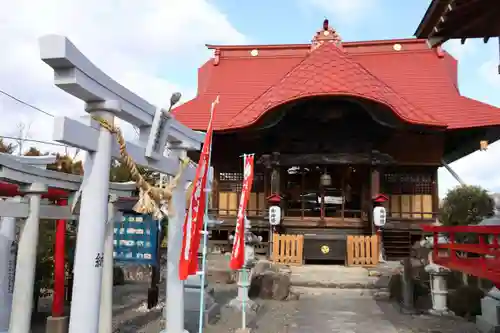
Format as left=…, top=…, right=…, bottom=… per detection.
left=476, top=294, right=500, bottom=333
left=228, top=297, right=258, bottom=313
left=399, top=304, right=418, bottom=315
left=235, top=328, right=253, bottom=333
left=184, top=286, right=220, bottom=330
left=428, top=308, right=454, bottom=317
left=45, top=316, right=69, bottom=333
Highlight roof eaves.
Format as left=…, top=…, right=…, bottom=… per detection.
left=414, top=0, right=450, bottom=37
left=207, top=38, right=428, bottom=51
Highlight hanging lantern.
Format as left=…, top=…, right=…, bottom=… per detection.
left=320, top=169, right=332, bottom=187
left=480, top=140, right=488, bottom=151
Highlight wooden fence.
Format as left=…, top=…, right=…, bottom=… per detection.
left=272, top=234, right=304, bottom=265
left=346, top=235, right=379, bottom=267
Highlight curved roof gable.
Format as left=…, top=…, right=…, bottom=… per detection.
left=225, top=41, right=444, bottom=129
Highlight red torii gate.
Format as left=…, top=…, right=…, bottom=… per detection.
left=0, top=181, right=68, bottom=317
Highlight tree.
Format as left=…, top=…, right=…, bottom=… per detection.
left=13, top=121, right=32, bottom=156
left=24, top=147, right=41, bottom=156
left=109, top=159, right=157, bottom=185
left=0, top=138, right=16, bottom=154
left=439, top=185, right=494, bottom=227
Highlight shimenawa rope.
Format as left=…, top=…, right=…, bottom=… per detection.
left=92, top=116, right=190, bottom=220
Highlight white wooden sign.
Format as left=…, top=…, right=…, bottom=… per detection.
left=269, top=205, right=281, bottom=225
left=323, top=196, right=343, bottom=205
left=373, top=206, right=387, bottom=227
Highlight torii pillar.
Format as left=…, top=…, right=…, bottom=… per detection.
left=0, top=154, right=56, bottom=333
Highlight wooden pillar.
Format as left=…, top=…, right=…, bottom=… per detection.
left=272, top=152, right=281, bottom=194
left=52, top=198, right=68, bottom=318
left=371, top=169, right=381, bottom=198
left=301, top=170, right=305, bottom=220
left=213, top=169, right=220, bottom=215
left=370, top=168, right=381, bottom=234
left=431, top=167, right=439, bottom=222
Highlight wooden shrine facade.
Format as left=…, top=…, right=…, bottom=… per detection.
left=206, top=96, right=440, bottom=232
left=174, top=19, right=500, bottom=260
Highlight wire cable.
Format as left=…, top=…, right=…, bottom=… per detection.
left=0, top=89, right=74, bottom=152
left=0, top=88, right=54, bottom=118
left=0, top=135, right=67, bottom=147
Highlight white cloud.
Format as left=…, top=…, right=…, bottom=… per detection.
left=0, top=0, right=245, bottom=155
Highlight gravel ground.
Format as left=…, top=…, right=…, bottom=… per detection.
left=201, top=286, right=480, bottom=333
left=31, top=282, right=480, bottom=333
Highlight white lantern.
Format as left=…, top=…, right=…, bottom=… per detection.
left=373, top=206, right=386, bottom=227
left=269, top=205, right=281, bottom=225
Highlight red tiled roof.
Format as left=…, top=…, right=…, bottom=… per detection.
left=226, top=42, right=443, bottom=128
left=173, top=39, right=500, bottom=131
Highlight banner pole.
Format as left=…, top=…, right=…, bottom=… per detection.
left=241, top=154, right=247, bottom=329
left=197, top=98, right=217, bottom=333
left=241, top=223, right=247, bottom=329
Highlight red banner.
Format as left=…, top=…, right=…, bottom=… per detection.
left=179, top=97, right=218, bottom=280
left=229, top=154, right=255, bottom=270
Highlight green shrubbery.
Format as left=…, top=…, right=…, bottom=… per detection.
left=439, top=185, right=494, bottom=227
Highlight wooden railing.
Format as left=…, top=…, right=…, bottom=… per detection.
left=346, top=235, right=379, bottom=267
left=271, top=234, right=304, bottom=265
left=421, top=225, right=500, bottom=285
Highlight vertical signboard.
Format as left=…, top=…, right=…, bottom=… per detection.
left=113, top=213, right=159, bottom=266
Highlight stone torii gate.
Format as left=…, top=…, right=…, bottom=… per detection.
left=0, top=153, right=136, bottom=333
left=0, top=154, right=56, bottom=333
left=39, top=35, right=205, bottom=333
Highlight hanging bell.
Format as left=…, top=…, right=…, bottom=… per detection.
left=320, top=171, right=332, bottom=187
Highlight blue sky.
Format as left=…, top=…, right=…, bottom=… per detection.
left=1, top=0, right=499, bottom=198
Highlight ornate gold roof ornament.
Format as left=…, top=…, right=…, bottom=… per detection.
left=311, top=18, right=343, bottom=52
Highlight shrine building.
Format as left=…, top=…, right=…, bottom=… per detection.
left=173, top=20, right=500, bottom=261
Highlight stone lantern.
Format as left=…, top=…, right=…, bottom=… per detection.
left=229, top=217, right=262, bottom=314
left=420, top=234, right=453, bottom=316
left=475, top=213, right=500, bottom=332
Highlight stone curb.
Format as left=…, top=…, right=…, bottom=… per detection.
left=208, top=269, right=390, bottom=290
left=290, top=281, right=381, bottom=289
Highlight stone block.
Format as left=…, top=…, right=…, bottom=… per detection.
left=476, top=317, right=500, bottom=333
left=476, top=295, right=500, bottom=333
left=184, top=286, right=220, bottom=332
left=185, top=274, right=207, bottom=289
left=45, top=316, right=69, bottom=333
left=249, top=270, right=291, bottom=300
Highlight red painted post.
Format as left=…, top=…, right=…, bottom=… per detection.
left=52, top=198, right=67, bottom=317
left=449, top=232, right=455, bottom=263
